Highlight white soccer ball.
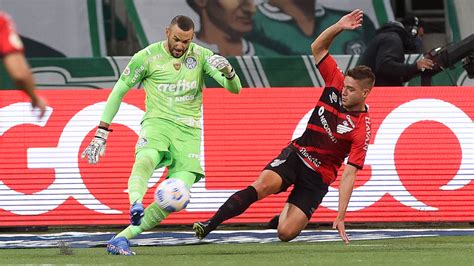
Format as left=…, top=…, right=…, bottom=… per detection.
left=154, top=178, right=190, bottom=212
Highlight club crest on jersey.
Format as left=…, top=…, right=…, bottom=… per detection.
left=173, top=62, right=181, bottom=70
left=336, top=116, right=355, bottom=134
left=185, top=57, right=197, bottom=69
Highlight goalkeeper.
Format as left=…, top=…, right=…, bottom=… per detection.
left=81, top=15, right=241, bottom=255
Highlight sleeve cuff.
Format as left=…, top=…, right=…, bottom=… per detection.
left=316, top=53, right=330, bottom=68
left=347, top=162, right=363, bottom=170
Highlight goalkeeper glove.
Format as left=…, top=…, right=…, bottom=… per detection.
left=81, top=127, right=111, bottom=164
left=208, top=54, right=235, bottom=79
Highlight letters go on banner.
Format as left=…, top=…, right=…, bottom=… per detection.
left=0, top=87, right=473, bottom=226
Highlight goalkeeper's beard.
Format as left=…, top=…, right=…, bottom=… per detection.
left=168, top=42, right=187, bottom=58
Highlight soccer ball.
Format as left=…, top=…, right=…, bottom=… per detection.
left=154, top=178, right=190, bottom=212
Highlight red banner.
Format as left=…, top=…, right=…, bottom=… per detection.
left=0, top=87, right=473, bottom=226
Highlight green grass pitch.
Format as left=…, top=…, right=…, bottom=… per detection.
left=0, top=236, right=472, bottom=265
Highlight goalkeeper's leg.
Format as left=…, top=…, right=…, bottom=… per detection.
left=107, top=201, right=170, bottom=255
left=116, top=172, right=196, bottom=240
left=115, top=202, right=170, bottom=240
left=128, top=148, right=164, bottom=225
left=129, top=148, right=164, bottom=204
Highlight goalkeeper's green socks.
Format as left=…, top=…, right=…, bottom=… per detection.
left=120, top=159, right=196, bottom=239
left=128, top=149, right=163, bottom=204
left=116, top=202, right=170, bottom=239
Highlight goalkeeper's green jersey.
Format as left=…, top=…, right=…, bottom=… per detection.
left=101, top=41, right=241, bottom=128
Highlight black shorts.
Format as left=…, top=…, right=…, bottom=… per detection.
left=263, top=146, right=329, bottom=219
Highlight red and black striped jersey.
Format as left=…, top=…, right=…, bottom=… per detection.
left=290, top=53, right=371, bottom=185
left=0, top=11, right=24, bottom=57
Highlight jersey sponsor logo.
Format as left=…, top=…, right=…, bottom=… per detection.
left=329, top=92, right=338, bottom=104
left=270, top=159, right=286, bottom=167
left=131, top=65, right=145, bottom=83
left=185, top=56, right=197, bottom=69
left=298, top=147, right=322, bottom=167
left=318, top=106, right=337, bottom=143
left=122, top=66, right=130, bottom=76
left=364, top=117, right=371, bottom=151
left=157, top=79, right=197, bottom=94
left=175, top=95, right=195, bottom=102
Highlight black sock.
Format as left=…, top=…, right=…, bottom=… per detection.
left=208, top=186, right=258, bottom=229
left=267, top=214, right=280, bottom=229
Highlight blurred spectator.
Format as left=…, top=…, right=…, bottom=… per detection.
left=0, top=11, right=46, bottom=117
left=401, top=16, right=425, bottom=53
left=186, top=0, right=277, bottom=56
left=358, top=17, right=434, bottom=86
left=246, top=0, right=376, bottom=55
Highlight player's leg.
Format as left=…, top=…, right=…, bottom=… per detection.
left=108, top=199, right=171, bottom=255
left=107, top=147, right=167, bottom=255
left=277, top=203, right=309, bottom=242
left=128, top=148, right=164, bottom=225
left=193, top=146, right=297, bottom=239
left=109, top=171, right=196, bottom=255
left=276, top=169, right=329, bottom=242
left=115, top=172, right=195, bottom=237
left=128, top=149, right=163, bottom=204
left=134, top=171, right=195, bottom=230
left=128, top=119, right=173, bottom=226
left=193, top=170, right=283, bottom=239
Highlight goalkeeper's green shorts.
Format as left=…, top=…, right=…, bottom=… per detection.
left=135, top=118, right=204, bottom=182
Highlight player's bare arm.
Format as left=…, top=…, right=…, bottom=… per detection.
left=3, top=52, right=46, bottom=118
left=333, top=164, right=358, bottom=244
left=311, top=9, right=364, bottom=64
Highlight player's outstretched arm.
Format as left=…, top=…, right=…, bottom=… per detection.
left=312, top=9, right=364, bottom=64
left=4, top=52, right=47, bottom=118
left=333, top=164, right=358, bottom=244
left=81, top=79, right=131, bottom=164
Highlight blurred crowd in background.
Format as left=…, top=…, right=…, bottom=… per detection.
left=0, top=0, right=470, bottom=57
